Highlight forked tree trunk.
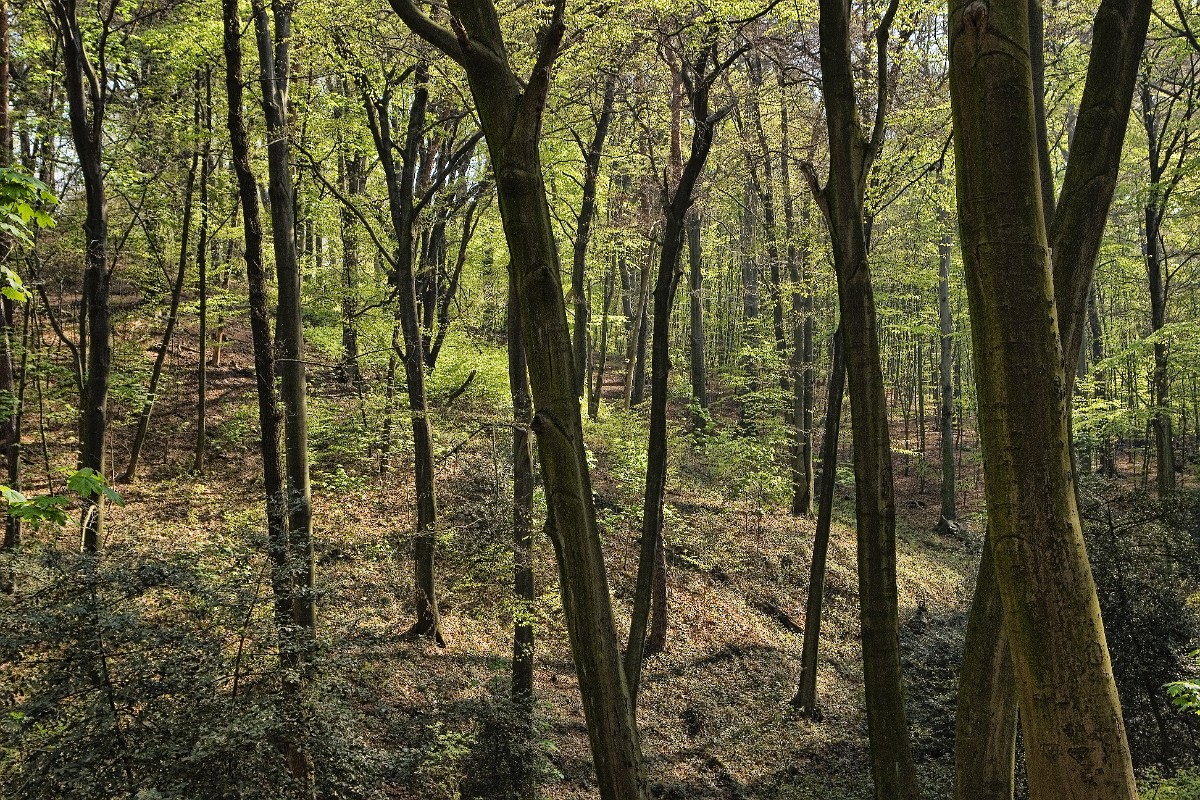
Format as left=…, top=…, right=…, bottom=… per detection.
left=951, top=1, right=1151, bottom=796
left=948, top=2, right=1138, bottom=797
left=388, top=2, right=647, bottom=796
left=364, top=69, right=444, bottom=645
left=222, top=3, right=313, bottom=794
left=251, top=0, right=317, bottom=684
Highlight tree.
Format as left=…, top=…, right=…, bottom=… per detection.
left=805, top=0, right=920, bottom=795
left=386, top=0, right=649, bottom=796
left=947, top=0, right=1145, bottom=796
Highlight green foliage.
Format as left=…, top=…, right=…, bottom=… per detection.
left=0, top=167, right=56, bottom=249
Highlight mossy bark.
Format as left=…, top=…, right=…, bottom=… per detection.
left=948, top=2, right=1138, bottom=796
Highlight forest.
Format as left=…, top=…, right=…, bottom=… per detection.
left=0, top=0, right=1198, bottom=796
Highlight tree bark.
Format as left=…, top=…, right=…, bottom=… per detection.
left=626, top=48, right=729, bottom=700
left=571, top=76, right=617, bottom=399
left=948, top=2, right=1139, bottom=797
left=363, top=67, right=445, bottom=644
left=686, top=209, right=707, bottom=422
left=222, top=2, right=314, bottom=793
left=936, top=192, right=956, bottom=529
left=50, top=0, right=110, bottom=550
left=387, top=1, right=648, bottom=795
left=792, top=328, right=844, bottom=716
left=814, top=0, right=919, bottom=795
left=194, top=69, right=213, bottom=475
left=951, top=1, right=1151, bottom=796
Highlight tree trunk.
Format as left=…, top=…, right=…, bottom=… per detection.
left=953, top=536, right=1017, bottom=800
left=626, top=58, right=727, bottom=700
left=780, top=95, right=814, bottom=517
left=50, top=0, right=110, bottom=550
left=936, top=196, right=956, bottom=528
left=251, top=0, right=317, bottom=684
left=687, top=210, right=707, bottom=422
left=948, top=3, right=1138, bottom=797
left=222, top=3, right=313, bottom=793
left=509, top=266, right=534, bottom=702
left=338, top=149, right=365, bottom=385
left=387, top=3, right=648, bottom=795
left=364, top=67, right=445, bottom=644
left=951, top=0, right=1151, bottom=795
left=571, top=76, right=617, bottom=399
left=194, top=69, right=213, bottom=476
left=814, top=0, right=918, bottom=794
left=590, top=263, right=614, bottom=421
left=123, top=87, right=200, bottom=483
left=792, top=328, right=844, bottom=716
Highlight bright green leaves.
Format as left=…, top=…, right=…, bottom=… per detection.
left=0, top=167, right=56, bottom=249
left=67, top=467, right=126, bottom=507
left=0, top=469, right=125, bottom=530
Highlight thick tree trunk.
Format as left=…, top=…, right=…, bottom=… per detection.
left=948, top=3, right=1138, bottom=797
left=951, top=1, right=1151, bottom=796
left=388, top=2, right=648, bottom=795
left=222, top=3, right=314, bottom=794
left=792, top=328, right=844, bottom=716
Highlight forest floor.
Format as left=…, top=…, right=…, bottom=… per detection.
left=3, top=287, right=1133, bottom=799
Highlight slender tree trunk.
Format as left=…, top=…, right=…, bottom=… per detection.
left=222, top=3, right=314, bottom=794
left=509, top=266, right=534, bottom=702
left=780, top=95, right=814, bottom=517
left=813, top=0, right=918, bottom=794
left=51, top=0, right=110, bottom=550
left=590, top=263, right=614, bottom=421
left=571, top=77, right=617, bottom=399
left=123, top=90, right=200, bottom=483
left=251, top=0, right=317, bottom=686
left=687, top=210, right=707, bottom=423
left=387, top=2, right=649, bottom=794
left=194, top=71, right=213, bottom=475
left=936, top=196, right=956, bottom=529
left=792, top=328, right=844, bottom=716
left=948, top=3, right=1138, bottom=797
left=624, top=247, right=652, bottom=408
left=364, top=68, right=445, bottom=644
left=626, top=61, right=727, bottom=699
left=338, top=150, right=365, bottom=385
